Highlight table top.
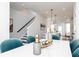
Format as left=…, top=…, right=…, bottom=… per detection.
left=0, top=40, right=72, bottom=57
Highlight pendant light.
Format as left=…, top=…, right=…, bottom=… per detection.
left=50, top=9, right=54, bottom=33
left=54, top=14, right=56, bottom=24
left=51, top=9, right=53, bottom=24
left=54, top=14, right=57, bottom=32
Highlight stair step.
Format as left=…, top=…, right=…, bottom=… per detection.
left=22, top=41, right=28, bottom=43
left=23, top=36, right=27, bottom=37
left=21, top=37, right=27, bottom=39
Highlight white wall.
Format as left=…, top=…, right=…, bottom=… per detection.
left=73, top=2, right=79, bottom=39
left=27, top=14, right=46, bottom=38
left=10, top=8, right=36, bottom=38
left=10, top=8, right=46, bottom=38
left=0, top=2, right=9, bottom=43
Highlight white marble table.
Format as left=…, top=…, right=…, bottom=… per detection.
left=0, top=40, right=72, bottom=57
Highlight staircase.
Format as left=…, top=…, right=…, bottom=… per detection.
left=17, top=16, right=36, bottom=44
left=17, top=16, right=35, bottom=33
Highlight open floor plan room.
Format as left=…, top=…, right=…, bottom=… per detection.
left=0, top=2, right=79, bottom=57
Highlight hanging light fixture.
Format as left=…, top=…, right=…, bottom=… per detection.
left=54, top=14, right=56, bottom=24
left=47, top=9, right=55, bottom=33
left=50, top=8, right=57, bottom=33
left=51, top=9, right=53, bottom=24
left=54, top=14, right=57, bottom=33
left=50, top=9, right=54, bottom=33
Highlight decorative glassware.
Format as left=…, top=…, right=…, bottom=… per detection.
left=33, top=35, right=41, bottom=55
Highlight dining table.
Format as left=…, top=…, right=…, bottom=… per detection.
left=0, top=40, right=72, bottom=57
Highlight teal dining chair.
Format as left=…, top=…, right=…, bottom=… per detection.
left=72, top=47, right=79, bottom=57
left=52, top=35, right=60, bottom=40
left=1, top=38, right=23, bottom=53
left=70, top=39, right=79, bottom=53
left=27, top=36, right=35, bottom=43
left=0, top=44, right=1, bottom=53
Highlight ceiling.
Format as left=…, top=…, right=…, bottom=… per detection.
left=10, top=2, right=74, bottom=20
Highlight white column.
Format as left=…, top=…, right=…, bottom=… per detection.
left=73, top=2, right=79, bottom=39
left=0, top=2, right=9, bottom=43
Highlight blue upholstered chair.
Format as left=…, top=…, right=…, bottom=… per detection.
left=70, top=39, right=79, bottom=53
left=27, top=36, right=35, bottom=43
left=72, top=47, right=79, bottom=57
left=1, top=38, right=23, bottom=53
left=0, top=44, right=1, bottom=53
left=52, top=35, right=60, bottom=40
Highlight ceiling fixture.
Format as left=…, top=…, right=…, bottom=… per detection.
left=51, top=9, right=57, bottom=24
left=62, top=8, right=66, bottom=11
left=51, top=9, right=53, bottom=22
left=50, top=9, right=55, bottom=33
left=21, top=4, right=25, bottom=6
left=54, top=14, right=57, bottom=24
left=50, top=8, right=57, bottom=32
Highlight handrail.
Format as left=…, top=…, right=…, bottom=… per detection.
left=17, top=16, right=35, bottom=33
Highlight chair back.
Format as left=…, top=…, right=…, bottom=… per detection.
left=72, top=47, right=79, bottom=57
left=70, top=39, right=79, bottom=53
left=52, top=35, right=60, bottom=40
left=1, top=38, right=23, bottom=53
left=27, top=36, right=35, bottom=43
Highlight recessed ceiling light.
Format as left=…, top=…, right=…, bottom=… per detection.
left=62, top=8, right=66, bottom=11
left=21, top=4, right=25, bottom=6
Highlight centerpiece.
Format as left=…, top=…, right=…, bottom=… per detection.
left=41, top=28, right=53, bottom=48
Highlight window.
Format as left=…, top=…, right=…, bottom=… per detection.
left=58, top=26, right=62, bottom=35
left=51, top=24, right=54, bottom=32
left=66, top=23, right=70, bottom=35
